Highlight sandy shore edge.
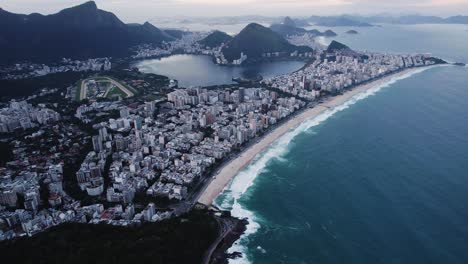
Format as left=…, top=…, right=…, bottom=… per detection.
left=197, top=67, right=427, bottom=206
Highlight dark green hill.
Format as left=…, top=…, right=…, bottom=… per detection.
left=326, top=40, right=364, bottom=58
left=128, top=22, right=175, bottom=43
left=0, top=210, right=218, bottom=264
left=198, top=30, right=233, bottom=48
left=222, top=23, right=312, bottom=62
left=327, top=40, right=351, bottom=52
left=0, top=1, right=173, bottom=64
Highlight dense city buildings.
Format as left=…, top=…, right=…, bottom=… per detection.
left=0, top=101, right=61, bottom=133
left=76, top=86, right=303, bottom=205
left=0, top=79, right=304, bottom=239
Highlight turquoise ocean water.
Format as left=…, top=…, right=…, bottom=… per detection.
left=215, top=24, right=468, bottom=264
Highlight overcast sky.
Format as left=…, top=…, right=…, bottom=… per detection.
left=1, top=0, right=467, bottom=23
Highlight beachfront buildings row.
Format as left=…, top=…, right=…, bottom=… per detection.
left=264, top=52, right=439, bottom=100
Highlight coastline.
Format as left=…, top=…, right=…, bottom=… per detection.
left=197, top=66, right=431, bottom=206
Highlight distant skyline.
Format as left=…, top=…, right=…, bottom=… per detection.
left=1, top=0, right=467, bottom=23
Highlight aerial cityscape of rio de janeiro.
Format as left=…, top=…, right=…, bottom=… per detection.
left=0, top=0, right=467, bottom=263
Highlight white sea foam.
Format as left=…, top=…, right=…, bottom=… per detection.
left=215, top=66, right=434, bottom=264
left=256, top=246, right=267, bottom=254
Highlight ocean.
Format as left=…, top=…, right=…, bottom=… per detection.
left=214, top=24, right=468, bottom=264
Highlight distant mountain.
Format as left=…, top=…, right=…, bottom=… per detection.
left=269, top=16, right=306, bottom=37
left=376, top=15, right=468, bottom=24
left=221, top=23, right=312, bottom=62
left=283, top=16, right=297, bottom=27
left=269, top=24, right=306, bottom=37
left=270, top=23, right=337, bottom=38
left=0, top=1, right=173, bottom=64
left=323, top=30, right=338, bottom=37
left=308, top=29, right=338, bottom=37
left=310, top=16, right=373, bottom=27
left=292, top=18, right=311, bottom=27
left=310, top=14, right=468, bottom=25
left=346, top=30, right=358, bottom=34
left=444, top=16, right=468, bottom=24
left=307, top=29, right=322, bottom=35
left=388, top=15, right=445, bottom=24
left=198, top=31, right=233, bottom=48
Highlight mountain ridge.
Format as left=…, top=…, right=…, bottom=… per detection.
left=0, top=1, right=173, bottom=64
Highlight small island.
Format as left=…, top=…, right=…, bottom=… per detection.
left=346, top=30, right=359, bottom=34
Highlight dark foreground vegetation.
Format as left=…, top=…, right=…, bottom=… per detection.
left=0, top=210, right=219, bottom=264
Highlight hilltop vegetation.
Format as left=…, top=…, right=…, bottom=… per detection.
left=198, top=30, right=233, bottom=48
left=0, top=210, right=219, bottom=264
left=327, top=40, right=351, bottom=52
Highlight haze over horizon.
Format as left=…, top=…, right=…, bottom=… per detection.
left=1, top=0, right=467, bottom=23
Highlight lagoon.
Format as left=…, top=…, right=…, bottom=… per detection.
left=134, top=54, right=306, bottom=88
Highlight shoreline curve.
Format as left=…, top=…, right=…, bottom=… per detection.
left=197, top=66, right=433, bottom=206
